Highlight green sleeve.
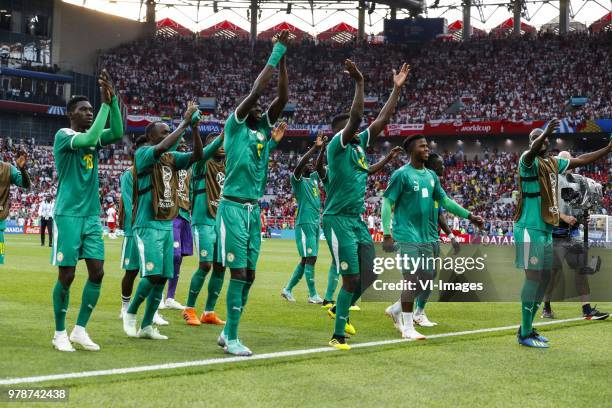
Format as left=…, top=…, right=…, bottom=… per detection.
left=71, top=103, right=110, bottom=149
left=269, top=138, right=278, bottom=151
left=383, top=170, right=403, bottom=202
left=382, top=197, right=393, bottom=235
left=99, top=96, right=124, bottom=146
left=225, top=111, right=243, bottom=139
left=135, top=146, right=157, bottom=170
left=440, top=196, right=470, bottom=219
left=201, top=136, right=222, bottom=161
left=172, top=152, right=193, bottom=170
left=432, top=173, right=447, bottom=202
left=9, top=165, right=23, bottom=187
left=359, top=129, right=370, bottom=150
left=556, top=157, right=569, bottom=174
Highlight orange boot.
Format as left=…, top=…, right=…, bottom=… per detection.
left=200, top=311, right=226, bottom=325
left=182, top=307, right=201, bottom=326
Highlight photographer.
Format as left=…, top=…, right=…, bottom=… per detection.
left=541, top=151, right=609, bottom=321
left=513, top=119, right=611, bottom=348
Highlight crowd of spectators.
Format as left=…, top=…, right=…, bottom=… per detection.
left=99, top=32, right=611, bottom=125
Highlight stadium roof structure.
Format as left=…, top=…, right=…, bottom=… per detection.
left=589, top=12, right=611, bottom=33
left=91, top=0, right=610, bottom=40
left=447, top=20, right=485, bottom=40
left=540, top=16, right=586, bottom=33
left=155, top=17, right=192, bottom=37
left=258, top=22, right=312, bottom=40
left=200, top=20, right=249, bottom=38
left=491, top=18, right=535, bottom=36
left=317, top=23, right=358, bottom=43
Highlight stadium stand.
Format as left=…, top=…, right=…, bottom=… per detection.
left=99, top=32, right=611, bottom=124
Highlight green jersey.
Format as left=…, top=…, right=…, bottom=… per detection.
left=0, top=165, right=25, bottom=230
left=384, top=163, right=447, bottom=243
left=291, top=171, right=321, bottom=225
left=515, top=152, right=569, bottom=232
left=133, top=146, right=192, bottom=231
left=120, top=169, right=134, bottom=236
left=323, top=130, right=370, bottom=216
left=190, top=159, right=225, bottom=226
left=222, top=111, right=276, bottom=201
left=53, top=128, right=103, bottom=217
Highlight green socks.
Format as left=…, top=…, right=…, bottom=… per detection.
left=286, top=263, right=304, bottom=291
left=520, top=279, right=539, bottom=337
left=76, top=280, right=101, bottom=328
left=52, top=281, right=70, bottom=331
left=141, top=284, right=164, bottom=328
left=303, top=264, right=317, bottom=297
left=334, top=288, right=353, bottom=337
left=324, top=264, right=338, bottom=301
left=205, top=268, right=225, bottom=312
left=186, top=267, right=209, bottom=308
left=226, top=279, right=247, bottom=341
left=241, top=280, right=253, bottom=309
left=127, top=278, right=153, bottom=314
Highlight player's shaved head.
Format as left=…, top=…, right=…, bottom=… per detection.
left=529, top=128, right=543, bottom=144
left=331, top=113, right=350, bottom=133
left=558, top=151, right=571, bottom=160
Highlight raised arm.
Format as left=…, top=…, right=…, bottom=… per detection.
left=567, top=140, right=611, bottom=170
left=523, top=119, right=560, bottom=166
left=99, top=69, right=124, bottom=145
left=367, top=64, right=409, bottom=141
left=236, top=31, right=289, bottom=121
left=368, top=146, right=402, bottom=175
left=341, top=60, right=365, bottom=146
left=294, top=133, right=324, bottom=179
left=189, top=110, right=204, bottom=164
left=153, top=102, right=198, bottom=158
left=13, top=154, right=31, bottom=189
left=266, top=54, right=289, bottom=124
left=315, top=137, right=328, bottom=180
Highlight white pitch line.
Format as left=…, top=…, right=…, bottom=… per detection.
left=0, top=317, right=585, bottom=386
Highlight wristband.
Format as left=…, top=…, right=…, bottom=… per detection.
left=191, top=110, right=202, bottom=127
left=267, top=42, right=287, bottom=68
left=448, top=233, right=456, bottom=240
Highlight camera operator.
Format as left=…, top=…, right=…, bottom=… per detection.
left=541, top=151, right=609, bottom=321
left=513, top=119, right=611, bottom=348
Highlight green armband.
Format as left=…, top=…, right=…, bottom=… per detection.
left=381, top=198, right=393, bottom=235
left=267, top=42, right=287, bottom=68
left=440, top=197, right=470, bottom=219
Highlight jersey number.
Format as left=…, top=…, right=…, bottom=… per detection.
left=83, top=154, right=93, bottom=170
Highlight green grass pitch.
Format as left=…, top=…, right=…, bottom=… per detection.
left=0, top=234, right=610, bottom=407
